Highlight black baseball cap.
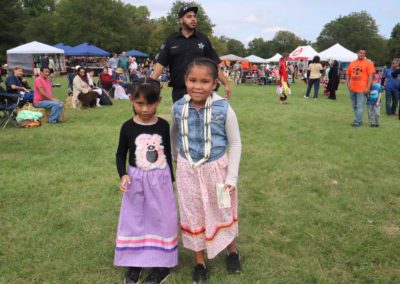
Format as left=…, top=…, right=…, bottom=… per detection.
left=178, top=6, right=198, bottom=18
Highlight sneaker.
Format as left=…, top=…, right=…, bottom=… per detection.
left=370, top=124, right=376, bottom=127
left=226, top=252, right=241, bottom=274
left=304, top=96, right=309, bottom=99
left=375, top=124, right=380, bottom=127
left=143, top=268, right=170, bottom=284
left=125, top=267, right=142, bottom=284
left=192, top=264, right=207, bottom=283
left=351, top=123, right=361, bottom=127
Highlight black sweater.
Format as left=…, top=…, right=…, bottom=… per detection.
left=115, top=117, right=174, bottom=180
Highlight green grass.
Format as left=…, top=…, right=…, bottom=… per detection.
left=1, top=77, right=399, bottom=283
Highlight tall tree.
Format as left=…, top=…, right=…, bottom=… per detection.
left=21, top=0, right=56, bottom=17
left=388, top=23, right=400, bottom=59
left=247, top=38, right=275, bottom=58
left=0, top=0, right=25, bottom=62
left=53, top=0, right=153, bottom=53
left=22, top=14, right=58, bottom=44
left=316, top=11, right=387, bottom=64
left=209, top=35, right=228, bottom=56
left=272, top=31, right=308, bottom=54
left=226, top=38, right=246, bottom=57
left=147, top=18, right=169, bottom=57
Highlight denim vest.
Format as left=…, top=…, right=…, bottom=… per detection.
left=173, top=94, right=229, bottom=163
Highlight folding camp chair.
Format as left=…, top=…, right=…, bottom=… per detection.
left=0, top=93, right=23, bottom=129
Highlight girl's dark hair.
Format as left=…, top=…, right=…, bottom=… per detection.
left=185, top=57, right=219, bottom=80
left=313, top=56, right=320, bottom=63
left=127, top=77, right=161, bottom=104
left=76, top=67, right=88, bottom=83
left=332, top=60, right=339, bottom=67
left=185, top=57, right=220, bottom=91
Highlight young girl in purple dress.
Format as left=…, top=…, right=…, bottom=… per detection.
left=115, top=78, right=178, bottom=284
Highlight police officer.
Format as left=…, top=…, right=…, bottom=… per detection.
left=151, top=6, right=231, bottom=102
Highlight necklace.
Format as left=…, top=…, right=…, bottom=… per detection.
left=181, top=94, right=212, bottom=168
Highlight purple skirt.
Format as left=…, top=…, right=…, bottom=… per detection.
left=114, top=165, right=178, bottom=267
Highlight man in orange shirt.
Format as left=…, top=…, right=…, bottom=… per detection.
left=346, top=49, right=375, bottom=127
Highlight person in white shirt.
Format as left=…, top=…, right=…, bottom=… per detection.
left=129, top=57, right=138, bottom=82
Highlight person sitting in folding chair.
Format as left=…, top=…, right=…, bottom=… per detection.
left=5, top=66, right=33, bottom=106
left=33, top=66, right=64, bottom=124
left=0, top=91, right=23, bottom=128
left=99, top=67, right=114, bottom=92
left=112, top=68, right=129, bottom=100
left=98, top=67, right=115, bottom=103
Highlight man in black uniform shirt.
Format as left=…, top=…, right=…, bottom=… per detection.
left=151, top=6, right=231, bottom=102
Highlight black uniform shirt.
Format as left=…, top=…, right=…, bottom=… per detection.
left=155, top=30, right=221, bottom=89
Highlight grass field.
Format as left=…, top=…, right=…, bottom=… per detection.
left=1, top=77, right=399, bottom=283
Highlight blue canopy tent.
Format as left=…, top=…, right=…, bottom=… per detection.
left=66, top=43, right=110, bottom=57
left=126, top=49, right=149, bottom=58
left=53, top=43, right=72, bottom=53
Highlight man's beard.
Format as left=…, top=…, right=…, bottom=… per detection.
left=182, top=21, right=196, bottom=31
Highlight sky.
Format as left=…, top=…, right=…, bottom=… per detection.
left=124, top=0, right=399, bottom=46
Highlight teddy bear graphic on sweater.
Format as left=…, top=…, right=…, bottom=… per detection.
left=135, top=134, right=166, bottom=170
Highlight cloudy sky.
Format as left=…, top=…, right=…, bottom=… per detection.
left=124, top=0, right=399, bottom=46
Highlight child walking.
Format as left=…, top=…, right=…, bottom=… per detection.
left=171, top=58, right=242, bottom=283
left=367, top=82, right=383, bottom=127
left=115, top=78, right=178, bottom=284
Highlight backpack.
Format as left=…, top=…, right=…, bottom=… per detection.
left=99, top=93, right=113, bottom=105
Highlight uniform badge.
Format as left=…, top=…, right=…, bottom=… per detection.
left=198, top=43, right=205, bottom=49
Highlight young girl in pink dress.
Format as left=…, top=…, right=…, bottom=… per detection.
left=171, top=58, right=242, bottom=283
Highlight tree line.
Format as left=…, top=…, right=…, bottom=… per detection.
left=1, top=0, right=399, bottom=65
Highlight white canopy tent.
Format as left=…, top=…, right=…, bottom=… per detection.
left=7, top=41, right=66, bottom=75
left=7, top=41, right=64, bottom=54
left=318, top=43, right=357, bottom=62
left=289, top=45, right=319, bottom=60
left=244, top=55, right=268, bottom=64
left=266, top=53, right=282, bottom=63
left=220, top=54, right=244, bottom=61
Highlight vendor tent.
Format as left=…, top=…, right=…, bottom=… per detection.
left=54, top=43, right=72, bottom=53
left=7, top=41, right=64, bottom=54
left=244, top=55, right=268, bottom=64
left=220, top=54, right=244, bottom=61
left=289, top=45, right=318, bottom=60
left=66, top=43, right=110, bottom=56
left=126, top=49, right=149, bottom=58
left=318, top=43, right=357, bottom=62
left=266, top=53, right=282, bottom=63
left=7, top=41, right=65, bottom=74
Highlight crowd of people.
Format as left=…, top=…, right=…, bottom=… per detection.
left=276, top=48, right=400, bottom=127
